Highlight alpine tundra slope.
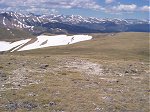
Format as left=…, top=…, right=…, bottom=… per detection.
left=0, top=32, right=149, bottom=112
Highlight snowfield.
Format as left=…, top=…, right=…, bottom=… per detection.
left=0, top=35, right=92, bottom=52
left=0, top=39, right=31, bottom=52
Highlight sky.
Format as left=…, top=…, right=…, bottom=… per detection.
left=0, top=0, right=149, bottom=19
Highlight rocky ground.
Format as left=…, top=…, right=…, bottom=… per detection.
left=0, top=54, right=149, bottom=112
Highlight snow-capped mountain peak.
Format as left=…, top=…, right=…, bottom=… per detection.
left=0, top=11, right=149, bottom=34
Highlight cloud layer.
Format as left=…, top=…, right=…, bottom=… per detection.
left=0, top=0, right=149, bottom=14
left=0, top=0, right=100, bottom=11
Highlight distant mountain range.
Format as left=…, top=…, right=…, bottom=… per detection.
left=0, top=11, right=149, bottom=37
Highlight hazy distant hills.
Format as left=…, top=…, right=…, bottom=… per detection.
left=0, top=11, right=149, bottom=38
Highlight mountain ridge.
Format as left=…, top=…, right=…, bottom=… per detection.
left=0, top=11, right=149, bottom=36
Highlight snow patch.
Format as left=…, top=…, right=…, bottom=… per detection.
left=36, top=17, right=41, bottom=23
left=0, top=35, right=92, bottom=52
left=0, top=39, right=31, bottom=52
left=3, top=17, right=6, bottom=25
left=19, top=35, right=92, bottom=51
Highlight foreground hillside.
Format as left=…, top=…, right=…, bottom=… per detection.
left=0, top=32, right=149, bottom=112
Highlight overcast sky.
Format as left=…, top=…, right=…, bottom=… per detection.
left=0, top=0, right=149, bottom=19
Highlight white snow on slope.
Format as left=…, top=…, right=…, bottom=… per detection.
left=19, top=35, right=92, bottom=51
left=3, top=17, right=6, bottom=25
left=0, top=35, right=92, bottom=52
left=0, top=39, right=31, bottom=52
